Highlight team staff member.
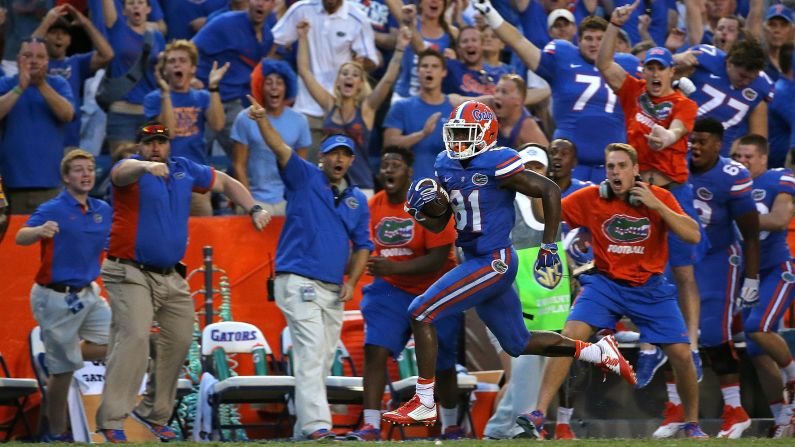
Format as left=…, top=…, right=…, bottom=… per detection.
left=524, top=143, right=708, bottom=439
left=347, top=147, right=463, bottom=441
left=597, top=0, right=705, bottom=389
left=16, top=150, right=112, bottom=442
left=247, top=99, right=372, bottom=440
left=96, top=121, right=270, bottom=443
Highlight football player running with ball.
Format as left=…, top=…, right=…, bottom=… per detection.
left=382, top=101, right=637, bottom=431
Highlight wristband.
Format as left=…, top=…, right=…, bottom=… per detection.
left=11, top=86, right=23, bottom=95
left=248, top=204, right=264, bottom=217
left=208, top=86, right=220, bottom=92
left=483, top=7, right=504, bottom=29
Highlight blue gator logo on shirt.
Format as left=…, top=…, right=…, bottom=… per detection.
left=376, top=217, right=414, bottom=246
left=602, top=214, right=651, bottom=244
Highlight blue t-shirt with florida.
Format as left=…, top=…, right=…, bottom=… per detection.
left=443, top=59, right=514, bottom=96
left=107, top=20, right=166, bottom=105
left=26, top=191, right=112, bottom=287
left=48, top=52, right=93, bottom=147
left=0, top=75, right=73, bottom=188
left=230, top=107, right=312, bottom=204
left=536, top=39, right=640, bottom=166
left=276, top=152, right=373, bottom=285
left=108, top=155, right=215, bottom=268
left=144, top=88, right=211, bottom=164
left=192, top=11, right=275, bottom=102
left=383, top=95, right=452, bottom=180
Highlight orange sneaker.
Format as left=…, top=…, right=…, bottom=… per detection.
left=652, top=402, right=684, bottom=438
left=717, top=405, right=751, bottom=439
left=554, top=423, right=576, bottom=440
left=382, top=394, right=437, bottom=426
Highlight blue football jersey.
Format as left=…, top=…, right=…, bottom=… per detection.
left=752, top=169, right=795, bottom=270
left=536, top=40, right=640, bottom=166
left=690, top=157, right=757, bottom=253
left=689, top=45, right=775, bottom=155
left=768, top=76, right=795, bottom=168
left=434, top=147, right=525, bottom=256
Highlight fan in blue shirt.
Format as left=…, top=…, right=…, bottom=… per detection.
left=474, top=0, right=641, bottom=183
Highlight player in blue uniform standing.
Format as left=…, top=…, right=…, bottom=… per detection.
left=675, top=40, right=774, bottom=155
left=381, top=101, right=636, bottom=428
left=731, top=134, right=795, bottom=438
left=657, top=118, right=760, bottom=439
left=767, top=43, right=794, bottom=168
left=472, top=0, right=640, bottom=183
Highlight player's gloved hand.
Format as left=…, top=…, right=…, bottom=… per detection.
left=405, top=179, right=439, bottom=220
left=535, top=243, right=561, bottom=271
left=738, top=277, right=760, bottom=308
left=470, top=0, right=504, bottom=28
left=674, top=76, right=696, bottom=96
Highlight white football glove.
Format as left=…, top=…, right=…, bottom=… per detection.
left=738, top=277, right=760, bottom=308
left=470, top=0, right=504, bottom=29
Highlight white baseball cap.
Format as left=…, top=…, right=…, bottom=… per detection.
left=547, top=9, right=575, bottom=30
left=518, top=145, right=549, bottom=168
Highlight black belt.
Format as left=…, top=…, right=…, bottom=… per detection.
left=107, top=256, right=175, bottom=275
left=41, top=283, right=88, bottom=294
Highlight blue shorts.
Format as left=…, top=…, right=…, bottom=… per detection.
left=361, top=278, right=462, bottom=370
left=667, top=183, right=710, bottom=267
left=408, top=248, right=531, bottom=357
left=568, top=273, right=689, bottom=344
left=106, top=111, right=147, bottom=142
left=572, top=164, right=608, bottom=184
left=695, top=244, right=741, bottom=347
left=743, top=260, right=795, bottom=357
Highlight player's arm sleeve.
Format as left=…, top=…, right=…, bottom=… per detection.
left=728, top=174, right=758, bottom=218
left=779, top=170, right=795, bottom=196
left=615, top=53, right=643, bottom=79
left=535, top=41, right=559, bottom=82
left=493, top=149, right=525, bottom=180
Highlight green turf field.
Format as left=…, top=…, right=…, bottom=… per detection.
left=7, top=439, right=795, bottom=446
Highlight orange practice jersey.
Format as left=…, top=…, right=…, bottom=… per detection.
left=617, top=76, right=697, bottom=184
left=563, top=185, right=686, bottom=286
left=368, top=191, right=457, bottom=296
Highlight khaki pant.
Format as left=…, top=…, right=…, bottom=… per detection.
left=7, top=188, right=60, bottom=214
left=96, top=259, right=194, bottom=429
left=274, top=273, right=343, bottom=437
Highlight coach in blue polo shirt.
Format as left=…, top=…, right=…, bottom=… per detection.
left=95, top=120, right=271, bottom=443
left=247, top=96, right=372, bottom=440
left=16, top=150, right=112, bottom=442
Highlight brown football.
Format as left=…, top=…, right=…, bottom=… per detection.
left=417, top=179, right=451, bottom=217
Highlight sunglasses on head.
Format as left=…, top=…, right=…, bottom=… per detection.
left=140, top=124, right=168, bottom=135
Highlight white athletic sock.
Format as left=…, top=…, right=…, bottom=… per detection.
left=574, top=340, right=602, bottom=363
left=666, top=382, right=681, bottom=405
left=440, top=406, right=458, bottom=430
left=781, top=359, right=795, bottom=382
left=557, top=407, right=573, bottom=425
left=363, top=409, right=381, bottom=429
left=778, top=404, right=794, bottom=425
left=640, top=349, right=657, bottom=355
left=721, top=384, right=741, bottom=408
left=416, top=377, right=435, bottom=407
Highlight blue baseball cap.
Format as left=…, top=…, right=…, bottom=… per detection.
left=765, top=4, right=793, bottom=23
left=320, top=134, right=355, bottom=154
left=643, top=47, right=674, bottom=68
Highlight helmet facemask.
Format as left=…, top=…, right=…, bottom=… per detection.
left=443, top=119, right=494, bottom=159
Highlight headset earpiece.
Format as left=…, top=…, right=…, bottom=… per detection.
left=600, top=175, right=644, bottom=206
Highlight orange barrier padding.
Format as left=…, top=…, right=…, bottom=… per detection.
left=0, top=215, right=374, bottom=431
